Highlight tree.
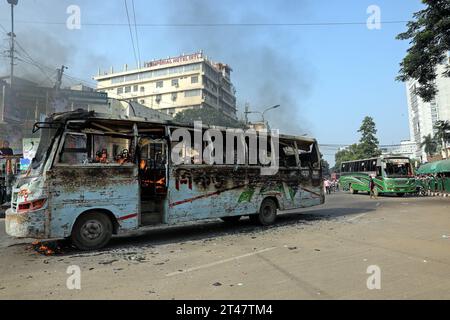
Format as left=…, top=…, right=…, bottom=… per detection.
left=396, top=0, right=450, bottom=102
left=321, top=158, right=331, bottom=176
left=334, top=117, right=381, bottom=170
left=358, top=116, right=381, bottom=158
left=173, top=107, right=245, bottom=128
left=433, top=120, right=450, bottom=158
left=334, top=143, right=363, bottom=171
left=420, top=134, right=438, bottom=157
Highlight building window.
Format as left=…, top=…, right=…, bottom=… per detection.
left=133, top=85, right=138, bottom=92
left=172, top=79, right=179, bottom=87
left=184, top=89, right=201, bottom=97
left=156, top=81, right=163, bottom=88
left=155, top=94, right=162, bottom=103
left=117, top=87, right=123, bottom=95
left=165, top=108, right=175, bottom=116
left=124, top=86, right=131, bottom=93
left=140, top=99, right=145, bottom=104
left=191, top=76, right=198, bottom=84
left=171, top=92, right=178, bottom=101
left=140, top=86, right=145, bottom=92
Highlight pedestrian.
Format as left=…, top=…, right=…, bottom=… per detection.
left=0, top=140, right=13, bottom=157
left=324, top=179, right=331, bottom=195
left=369, top=176, right=377, bottom=199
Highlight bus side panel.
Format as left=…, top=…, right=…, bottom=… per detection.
left=277, top=168, right=323, bottom=209
left=339, top=173, right=371, bottom=192
left=46, top=166, right=140, bottom=238
left=167, top=166, right=323, bottom=223
left=167, top=166, right=251, bottom=223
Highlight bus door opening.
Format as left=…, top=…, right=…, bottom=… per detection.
left=138, top=137, right=168, bottom=225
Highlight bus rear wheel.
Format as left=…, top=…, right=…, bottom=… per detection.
left=250, top=198, right=277, bottom=226
left=71, top=212, right=113, bottom=250
left=220, top=216, right=242, bottom=224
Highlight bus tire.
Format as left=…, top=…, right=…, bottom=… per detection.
left=251, top=198, right=278, bottom=226
left=71, top=211, right=113, bottom=251
left=220, top=216, right=241, bottom=224
left=397, top=193, right=405, bottom=197
left=349, top=185, right=358, bottom=194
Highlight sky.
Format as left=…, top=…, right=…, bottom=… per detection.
left=0, top=0, right=425, bottom=165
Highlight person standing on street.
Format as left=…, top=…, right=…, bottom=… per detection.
left=369, top=176, right=378, bottom=199
left=324, top=179, right=331, bottom=195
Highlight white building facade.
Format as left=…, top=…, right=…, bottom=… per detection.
left=381, top=140, right=416, bottom=159
left=93, top=52, right=237, bottom=119
left=406, top=56, right=450, bottom=161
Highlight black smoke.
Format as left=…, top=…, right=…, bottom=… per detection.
left=159, top=0, right=314, bottom=135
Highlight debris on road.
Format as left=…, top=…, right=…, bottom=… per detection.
left=98, top=259, right=118, bottom=265
left=29, top=241, right=66, bottom=256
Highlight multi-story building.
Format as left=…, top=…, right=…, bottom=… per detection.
left=381, top=140, right=416, bottom=159
left=93, top=51, right=237, bottom=119
left=406, top=55, right=450, bottom=161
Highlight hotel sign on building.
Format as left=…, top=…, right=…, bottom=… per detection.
left=93, top=51, right=237, bottom=119
left=144, top=52, right=203, bottom=68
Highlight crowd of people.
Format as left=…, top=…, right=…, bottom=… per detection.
left=415, top=173, right=449, bottom=194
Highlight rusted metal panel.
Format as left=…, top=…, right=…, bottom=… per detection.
left=46, top=165, right=140, bottom=238
left=5, top=175, right=50, bottom=238
left=5, top=208, right=48, bottom=238
left=167, top=165, right=323, bottom=223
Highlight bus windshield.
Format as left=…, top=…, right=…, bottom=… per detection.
left=30, top=127, right=59, bottom=173
left=384, top=159, right=412, bottom=178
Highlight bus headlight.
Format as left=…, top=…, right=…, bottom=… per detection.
left=18, top=198, right=47, bottom=213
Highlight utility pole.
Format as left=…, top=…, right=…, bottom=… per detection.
left=54, top=65, right=68, bottom=92
left=244, top=102, right=250, bottom=125
left=7, top=0, right=18, bottom=89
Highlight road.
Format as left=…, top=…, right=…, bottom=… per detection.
left=0, top=192, right=450, bottom=299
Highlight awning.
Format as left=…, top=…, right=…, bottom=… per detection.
left=436, top=159, right=450, bottom=173
left=417, top=159, right=450, bottom=174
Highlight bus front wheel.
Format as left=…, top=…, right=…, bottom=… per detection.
left=349, top=185, right=358, bottom=194
left=250, top=198, right=277, bottom=226
left=71, top=212, right=113, bottom=250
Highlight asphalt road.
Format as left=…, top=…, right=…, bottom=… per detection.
left=0, top=192, right=450, bottom=299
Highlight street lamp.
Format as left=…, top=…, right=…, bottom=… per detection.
left=261, top=104, right=280, bottom=124
left=245, top=104, right=281, bottom=127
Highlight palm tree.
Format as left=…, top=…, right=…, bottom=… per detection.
left=434, top=120, right=450, bottom=159
left=420, top=134, right=437, bottom=158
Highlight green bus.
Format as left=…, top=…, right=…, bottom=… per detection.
left=339, top=156, right=416, bottom=196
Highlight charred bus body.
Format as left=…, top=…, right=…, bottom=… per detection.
left=6, top=110, right=324, bottom=250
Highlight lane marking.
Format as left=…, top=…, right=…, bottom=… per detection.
left=346, top=201, right=381, bottom=222
left=166, top=247, right=277, bottom=277
left=346, top=213, right=368, bottom=222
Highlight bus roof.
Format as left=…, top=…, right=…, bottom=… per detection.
left=43, top=110, right=318, bottom=145
left=340, top=155, right=410, bottom=165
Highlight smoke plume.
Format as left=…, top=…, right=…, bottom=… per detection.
left=160, top=0, right=314, bottom=135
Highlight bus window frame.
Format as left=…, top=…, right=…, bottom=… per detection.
left=55, top=131, right=89, bottom=166
left=54, top=130, right=136, bottom=168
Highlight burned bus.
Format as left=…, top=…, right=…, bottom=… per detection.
left=5, top=110, right=324, bottom=250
